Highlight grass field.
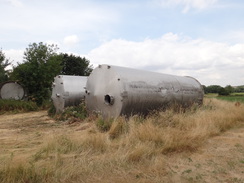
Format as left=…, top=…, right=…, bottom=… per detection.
left=205, top=92, right=244, bottom=103
left=217, top=93, right=244, bottom=103
left=218, top=95, right=244, bottom=103
left=0, top=98, right=244, bottom=183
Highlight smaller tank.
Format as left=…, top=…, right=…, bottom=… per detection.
left=51, top=75, right=87, bottom=113
left=0, top=81, right=26, bottom=100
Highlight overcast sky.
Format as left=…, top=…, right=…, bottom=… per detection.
left=1, top=0, right=244, bottom=86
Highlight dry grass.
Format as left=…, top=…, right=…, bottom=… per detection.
left=0, top=98, right=244, bottom=183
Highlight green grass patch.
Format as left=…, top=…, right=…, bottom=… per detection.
left=205, top=93, right=218, bottom=98
left=217, top=95, right=244, bottom=103
left=0, top=99, right=38, bottom=114
left=205, top=93, right=244, bottom=103
left=230, top=92, right=244, bottom=96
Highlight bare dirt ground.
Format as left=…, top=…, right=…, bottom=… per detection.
left=0, top=111, right=243, bottom=183
left=0, top=111, right=69, bottom=165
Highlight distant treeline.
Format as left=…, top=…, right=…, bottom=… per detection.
left=202, top=85, right=244, bottom=95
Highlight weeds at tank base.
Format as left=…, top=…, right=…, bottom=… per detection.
left=48, top=103, right=88, bottom=122
left=96, top=117, right=114, bottom=132
left=1, top=98, right=244, bottom=182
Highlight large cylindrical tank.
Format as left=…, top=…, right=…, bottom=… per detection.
left=51, top=75, right=87, bottom=113
left=0, top=81, right=26, bottom=100
left=85, top=64, right=204, bottom=118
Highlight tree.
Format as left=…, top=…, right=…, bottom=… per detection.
left=234, top=85, right=244, bottom=93
left=224, top=85, right=234, bottom=94
left=11, top=42, right=62, bottom=105
left=204, top=85, right=233, bottom=96
left=218, top=87, right=230, bottom=96
left=60, top=53, right=93, bottom=76
left=205, top=85, right=222, bottom=94
left=0, top=49, right=11, bottom=83
left=202, top=85, right=207, bottom=94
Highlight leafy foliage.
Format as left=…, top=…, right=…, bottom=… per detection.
left=224, top=85, right=234, bottom=94
left=60, top=53, right=93, bottom=76
left=10, top=43, right=62, bottom=106
left=0, top=49, right=11, bottom=83
left=218, top=87, right=230, bottom=96
left=203, top=85, right=222, bottom=94
left=204, top=85, right=234, bottom=96
left=234, top=85, right=244, bottom=92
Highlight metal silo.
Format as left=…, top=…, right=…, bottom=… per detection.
left=85, top=64, right=204, bottom=119
left=0, top=81, right=26, bottom=100
left=51, top=75, right=87, bottom=113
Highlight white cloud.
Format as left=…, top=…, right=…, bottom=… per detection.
left=63, top=35, right=79, bottom=47
left=87, top=33, right=244, bottom=86
left=224, top=31, right=244, bottom=44
left=5, top=0, right=23, bottom=7
left=0, top=0, right=119, bottom=52
left=1, top=1, right=118, bottom=35
left=156, top=0, right=218, bottom=13
left=3, top=49, right=24, bottom=69
left=3, top=33, right=244, bottom=87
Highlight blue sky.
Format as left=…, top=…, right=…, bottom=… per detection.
left=1, top=0, right=244, bottom=86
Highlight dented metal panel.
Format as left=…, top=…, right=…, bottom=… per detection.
left=0, top=81, right=25, bottom=100
left=85, top=64, right=204, bottom=119
left=51, top=75, right=87, bottom=113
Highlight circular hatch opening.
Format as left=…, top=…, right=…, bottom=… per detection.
left=104, top=95, right=114, bottom=105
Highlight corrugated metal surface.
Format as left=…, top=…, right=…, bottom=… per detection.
left=0, top=81, right=25, bottom=100
left=51, top=75, right=87, bottom=113
left=85, top=64, right=204, bottom=118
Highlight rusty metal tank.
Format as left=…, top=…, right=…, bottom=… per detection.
left=0, top=81, right=26, bottom=100
left=51, top=75, right=87, bottom=113
left=85, top=64, right=204, bottom=118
